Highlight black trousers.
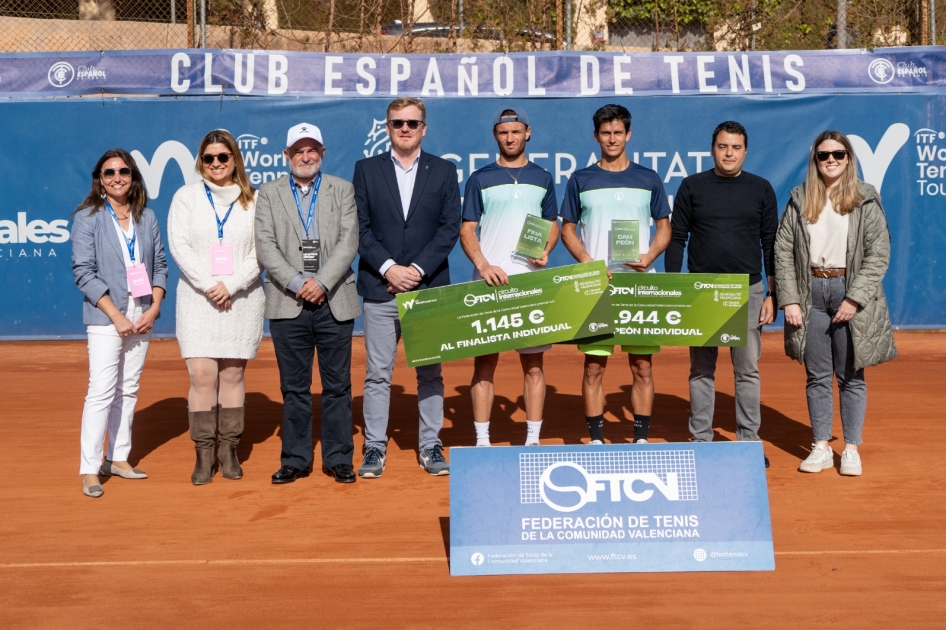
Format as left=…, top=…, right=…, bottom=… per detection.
left=270, top=301, right=354, bottom=470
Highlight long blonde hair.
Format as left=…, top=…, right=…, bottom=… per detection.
left=195, top=129, right=255, bottom=209
left=802, top=130, right=864, bottom=223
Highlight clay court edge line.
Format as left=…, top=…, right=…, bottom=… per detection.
left=3, top=549, right=946, bottom=569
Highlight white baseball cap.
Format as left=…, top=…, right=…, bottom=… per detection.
left=286, top=123, right=324, bottom=149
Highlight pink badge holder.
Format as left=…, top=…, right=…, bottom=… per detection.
left=211, top=242, right=234, bottom=276
left=126, top=264, right=153, bottom=298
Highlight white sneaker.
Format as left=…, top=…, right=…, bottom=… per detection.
left=635, top=438, right=649, bottom=444
left=798, top=444, right=834, bottom=473
left=840, top=450, right=862, bottom=476
left=589, top=439, right=604, bottom=445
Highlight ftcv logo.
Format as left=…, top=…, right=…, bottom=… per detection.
left=464, top=292, right=496, bottom=307
left=519, top=451, right=699, bottom=513
left=48, top=62, right=75, bottom=88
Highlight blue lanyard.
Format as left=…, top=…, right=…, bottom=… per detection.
left=204, top=183, right=234, bottom=239
left=105, top=201, right=136, bottom=263
left=290, top=173, right=322, bottom=236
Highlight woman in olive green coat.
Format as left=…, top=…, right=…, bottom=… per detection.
left=775, top=130, right=896, bottom=477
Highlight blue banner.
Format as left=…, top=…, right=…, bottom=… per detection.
left=0, top=47, right=942, bottom=97
left=1, top=92, right=942, bottom=338
left=449, top=443, right=774, bottom=575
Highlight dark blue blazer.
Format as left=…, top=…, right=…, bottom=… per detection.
left=353, top=150, right=461, bottom=302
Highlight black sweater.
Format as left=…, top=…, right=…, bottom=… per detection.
left=665, top=169, right=778, bottom=285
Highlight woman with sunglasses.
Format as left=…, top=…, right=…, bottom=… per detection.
left=72, top=149, right=168, bottom=498
left=775, top=130, right=896, bottom=476
left=168, top=130, right=264, bottom=485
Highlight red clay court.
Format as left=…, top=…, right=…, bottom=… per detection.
left=1, top=332, right=944, bottom=627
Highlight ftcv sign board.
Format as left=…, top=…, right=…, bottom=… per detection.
left=449, top=443, right=774, bottom=575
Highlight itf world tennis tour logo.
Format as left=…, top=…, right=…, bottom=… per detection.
left=520, top=451, right=699, bottom=513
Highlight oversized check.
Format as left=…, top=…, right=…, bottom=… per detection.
left=582, top=273, right=750, bottom=347
left=397, top=261, right=614, bottom=367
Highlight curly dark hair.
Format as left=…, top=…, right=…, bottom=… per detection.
left=593, top=104, right=631, bottom=133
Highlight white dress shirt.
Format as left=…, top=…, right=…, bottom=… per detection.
left=380, top=152, right=425, bottom=278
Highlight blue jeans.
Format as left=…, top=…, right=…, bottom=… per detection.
left=805, top=276, right=867, bottom=445
left=270, top=301, right=355, bottom=469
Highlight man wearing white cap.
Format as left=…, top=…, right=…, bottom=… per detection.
left=255, top=122, right=362, bottom=484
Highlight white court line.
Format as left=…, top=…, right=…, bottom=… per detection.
left=1, top=549, right=945, bottom=569
left=775, top=549, right=946, bottom=556
left=0, top=557, right=444, bottom=569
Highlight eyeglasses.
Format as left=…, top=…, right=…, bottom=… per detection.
left=815, top=150, right=848, bottom=162
left=100, top=167, right=132, bottom=178
left=201, top=152, right=232, bottom=165
left=387, top=119, right=424, bottom=130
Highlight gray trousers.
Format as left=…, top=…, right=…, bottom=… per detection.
left=688, top=281, right=765, bottom=442
left=362, top=298, right=444, bottom=453
left=805, top=276, right=866, bottom=445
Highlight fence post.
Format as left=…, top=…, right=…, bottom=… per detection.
left=932, top=0, right=937, bottom=45
left=171, top=0, right=176, bottom=25
left=836, top=0, right=847, bottom=48
left=565, top=0, right=572, bottom=49
left=200, top=0, right=207, bottom=48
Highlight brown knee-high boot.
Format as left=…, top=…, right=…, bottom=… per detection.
left=189, top=406, right=218, bottom=485
left=217, top=406, right=244, bottom=480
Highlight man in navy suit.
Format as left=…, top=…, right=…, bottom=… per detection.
left=353, top=97, right=461, bottom=478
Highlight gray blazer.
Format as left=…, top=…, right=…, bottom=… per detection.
left=255, top=173, right=360, bottom=321
left=71, top=206, right=169, bottom=326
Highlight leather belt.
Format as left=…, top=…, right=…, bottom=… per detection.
left=811, top=268, right=846, bottom=278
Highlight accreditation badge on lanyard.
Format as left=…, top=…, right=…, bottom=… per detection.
left=292, top=174, right=322, bottom=273
left=107, top=202, right=152, bottom=298
left=205, top=184, right=235, bottom=276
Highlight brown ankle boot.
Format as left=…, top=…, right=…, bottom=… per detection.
left=217, top=406, right=244, bottom=480
left=189, top=406, right=218, bottom=485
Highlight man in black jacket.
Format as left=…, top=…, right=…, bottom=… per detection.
left=353, top=97, right=461, bottom=478
left=665, top=121, right=777, bottom=463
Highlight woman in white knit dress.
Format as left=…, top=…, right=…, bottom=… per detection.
left=168, top=129, right=264, bottom=485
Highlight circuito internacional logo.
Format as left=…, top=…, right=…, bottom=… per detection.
left=470, top=552, right=484, bottom=565
left=867, top=58, right=895, bottom=85
left=48, top=61, right=75, bottom=88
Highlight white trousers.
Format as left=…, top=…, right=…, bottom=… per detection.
left=79, top=297, right=151, bottom=474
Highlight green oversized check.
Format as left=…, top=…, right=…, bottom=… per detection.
left=397, top=261, right=614, bottom=367
left=581, top=273, right=750, bottom=347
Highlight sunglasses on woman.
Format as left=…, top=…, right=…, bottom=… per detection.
left=387, top=119, right=424, bottom=130
left=100, top=167, right=132, bottom=178
left=201, top=152, right=232, bottom=164
left=815, top=150, right=848, bottom=162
